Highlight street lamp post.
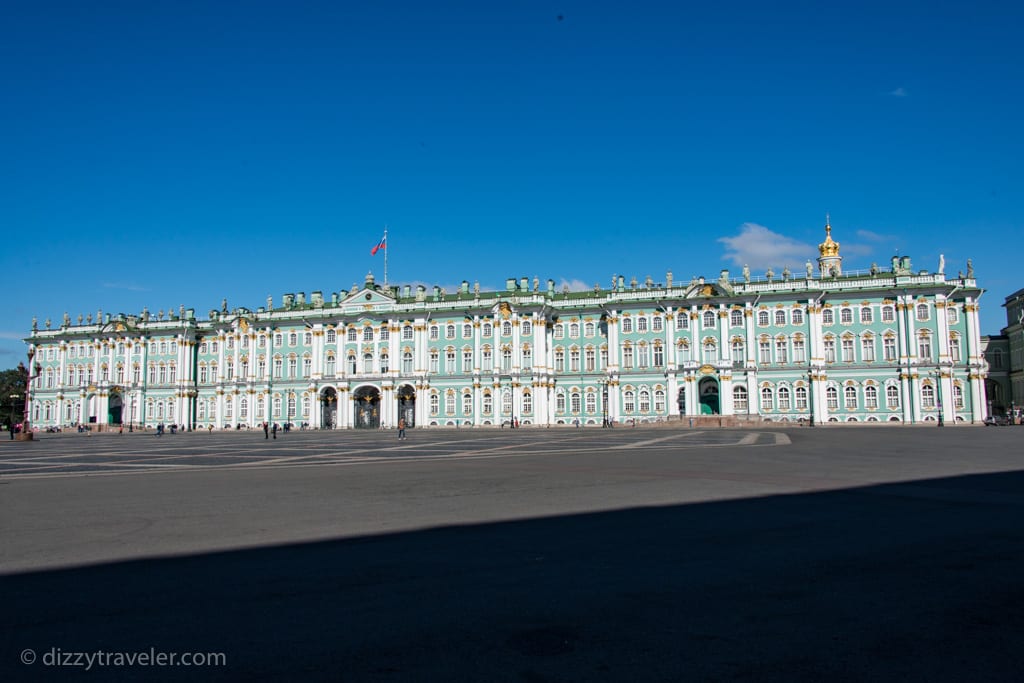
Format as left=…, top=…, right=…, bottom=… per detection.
left=934, top=369, right=944, bottom=427
left=17, top=349, right=43, bottom=441
left=9, top=393, right=21, bottom=438
left=599, top=379, right=609, bottom=427
left=807, top=369, right=815, bottom=427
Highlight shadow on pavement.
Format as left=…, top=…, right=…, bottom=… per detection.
left=4, top=470, right=1024, bottom=682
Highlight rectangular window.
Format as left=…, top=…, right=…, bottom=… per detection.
left=884, top=338, right=897, bottom=361
left=862, top=338, right=875, bottom=362
left=775, top=340, right=788, bottom=364
left=842, top=339, right=854, bottom=362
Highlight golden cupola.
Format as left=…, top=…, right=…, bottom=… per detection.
left=818, top=221, right=840, bottom=257
left=816, top=217, right=843, bottom=277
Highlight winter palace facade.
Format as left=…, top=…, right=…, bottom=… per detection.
left=23, top=225, right=988, bottom=430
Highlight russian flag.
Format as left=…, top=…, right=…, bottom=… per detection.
left=370, top=236, right=386, bottom=255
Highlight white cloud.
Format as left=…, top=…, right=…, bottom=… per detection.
left=718, top=223, right=814, bottom=270
left=890, top=87, right=908, bottom=97
left=557, top=278, right=591, bottom=292
left=102, top=282, right=150, bottom=292
left=855, top=229, right=895, bottom=243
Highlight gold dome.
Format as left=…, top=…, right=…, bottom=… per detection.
left=818, top=221, right=840, bottom=258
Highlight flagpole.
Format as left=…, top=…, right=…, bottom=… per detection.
left=383, top=225, right=389, bottom=287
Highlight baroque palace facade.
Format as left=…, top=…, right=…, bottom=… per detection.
left=23, top=224, right=988, bottom=430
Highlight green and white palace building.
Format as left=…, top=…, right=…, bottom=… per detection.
left=23, top=224, right=988, bottom=430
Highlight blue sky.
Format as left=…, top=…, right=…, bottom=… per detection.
left=2, top=0, right=1022, bottom=362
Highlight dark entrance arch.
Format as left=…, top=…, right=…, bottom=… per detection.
left=321, top=387, right=338, bottom=429
left=677, top=387, right=686, bottom=416
left=353, top=386, right=381, bottom=429
left=397, top=384, right=416, bottom=428
left=699, top=377, right=719, bottom=415
left=108, top=393, right=123, bottom=425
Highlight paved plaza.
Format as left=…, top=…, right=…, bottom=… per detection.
left=2, top=425, right=1023, bottom=681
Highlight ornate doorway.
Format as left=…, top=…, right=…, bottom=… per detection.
left=108, top=392, right=123, bottom=425
left=699, top=377, right=719, bottom=415
left=321, top=387, right=338, bottom=429
left=397, top=384, right=416, bottom=428
left=353, top=386, right=381, bottom=429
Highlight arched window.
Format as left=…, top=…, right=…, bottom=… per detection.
left=502, top=321, right=512, bottom=337
left=446, top=324, right=455, bottom=339
left=861, top=307, right=873, bottom=323
left=637, top=317, right=648, bottom=333
left=822, top=309, right=834, bottom=324
left=652, top=316, right=663, bottom=332
left=733, top=386, right=748, bottom=412
left=676, top=313, right=688, bottom=330
left=402, top=351, right=413, bottom=373
left=730, top=310, right=743, bottom=327
left=792, top=308, right=804, bottom=325
left=778, top=386, right=791, bottom=410
left=522, top=321, right=532, bottom=336
left=463, top=323, right=473, bottom=338
left=921, top=384, right=936, bottom=408
left=585, top=391, right=595, bottom=413
left=864, top=385, right=878, bottom=409
left=760, top=387, right=773, bottom=412
left=462, top=392, right=473, bottom=416
left=703, top=311, right=716, bottom=328
left=523, top=391, right=534, bottom=414
left=363, top=353, right=373, bottom=373
left=775, top=310, right=786, bottom=325
left=430, top=393, right=439, bottom=415
left=703, top=340, right=717, bottom=362
left=826, top=386, right=838, bottom=409
left=639, top=389, right=650, bottom=412
left=556, top=390, right=566, bottom=413
left=654, top=389, right=666, bottom=412
left=326, top=329, right=336, bottom=344
left=840, top=308, right=853, bottom=324
left=758, top=310, right=770, bottom=326
left=795, top=386, right=808, bottom=409
left=623, top=390, right=635, bottom=413
left=445, top=392, right=456, bottom=415
left=886, top=384, right=900, bottom=409
left=882, top=306, right=895, bottom=323
left=916, top=303, right=929, bottom=321
left=363, top=327, right=374, bottom=342
left=844, top=386, right=857, bottom=409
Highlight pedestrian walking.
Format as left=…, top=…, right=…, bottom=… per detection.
left=398, top=417, right=406, bottom=440
left=272, top=423, right=278, bottom=439
left=263, top=422, right=269, bottom=439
